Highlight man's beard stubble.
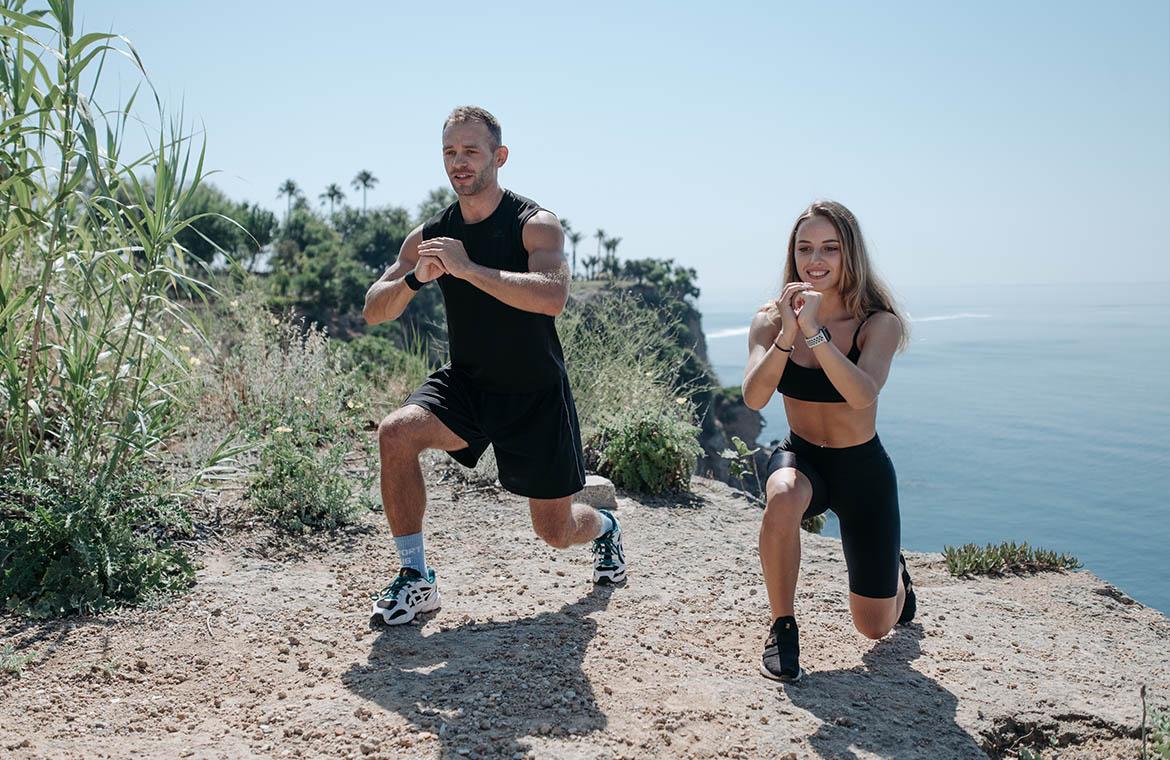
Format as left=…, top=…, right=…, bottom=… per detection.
left=452, top=165, right=493, bottom=196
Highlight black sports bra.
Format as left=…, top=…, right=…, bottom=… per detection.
left=776, top=317, right=869, bottom=403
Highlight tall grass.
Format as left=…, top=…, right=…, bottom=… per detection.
left=559, top=292, right=703, bottom=492
left=0, top=1, right=224, bottom=614
left=559, top=291, right=695, bottom=440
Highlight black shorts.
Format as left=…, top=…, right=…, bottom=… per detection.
left=404, top=365, right=586, bottom=499
left=766, top=432, right=901, bottom=599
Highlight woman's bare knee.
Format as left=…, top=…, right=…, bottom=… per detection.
left=761, top=473, right=811, bottom=533
left=854, top=619, right=893, bottom=640
left=850, top=595, right=898, bottom=639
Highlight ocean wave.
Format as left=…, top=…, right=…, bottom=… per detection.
left=910, top=313, right=991, bottom=323
left=706, top=313, right=991, bottom=338
left=707, top=326, right=751, bottom=340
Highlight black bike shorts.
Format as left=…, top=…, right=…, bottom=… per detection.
left=404, top=365, right=586, bottom=499
left=766, top=431, right=901, bottom=599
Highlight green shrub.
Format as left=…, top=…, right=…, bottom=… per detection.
left=0, top=644, right=37, bottom=677
left=246, top=429, right=369, bottom=533
left=943, top=542, right=1081, bottom=577
left=206, top=301, right=375, bottom=532
left=1148, top=708, right=1170, bottom=760
left=0, top=463, right=195, bottom=617
left=338, top=332, right=432, bottom=397
left=590, top=407, right=701, bottom=495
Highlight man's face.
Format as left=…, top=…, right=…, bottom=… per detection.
left=442, top=121, right=504, bottom=196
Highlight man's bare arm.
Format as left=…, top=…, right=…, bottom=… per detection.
left=363, top=226, right=440, bottom=325
left=417, top=211, right=569, bottom=317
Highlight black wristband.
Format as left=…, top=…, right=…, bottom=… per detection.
left=404, top=271, right=423, bottom=291
left=773, top=339, right=793, bottom=353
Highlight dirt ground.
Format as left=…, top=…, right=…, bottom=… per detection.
left=2, top=476, right=1167, bottom=759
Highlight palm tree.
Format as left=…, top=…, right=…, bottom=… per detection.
left=561, top=218, right=572, bottom=236
left=603, top=239, right=619, bottom=279
left=594, top=228, right=606, bottom=259
left=567, top=231, right=583, bottom=278
left=583, top=255, right=601, bottom=279
left=277, top=179, right=300, bottom=222
left=352, top=170, right=379, bottom=212
left=608, top=236, right=623, bottom=278
left=319, top=183, right=345, bottom=215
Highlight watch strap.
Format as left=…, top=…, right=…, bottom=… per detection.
left=804, top=326, right=831, bottom=349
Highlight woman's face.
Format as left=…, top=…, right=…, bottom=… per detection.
left=793, top=216, right=843, bottom=292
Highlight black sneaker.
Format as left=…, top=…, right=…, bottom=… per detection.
left=760, top=615, right=803, bottom=682
left=898, top=553, right=916, bottom=625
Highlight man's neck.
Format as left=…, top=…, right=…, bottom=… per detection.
left=458, top=184, right=505, bottom=224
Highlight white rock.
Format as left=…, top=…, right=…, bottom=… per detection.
left=574, top=475, right=618, bottom=509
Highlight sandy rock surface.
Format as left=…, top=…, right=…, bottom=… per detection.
left=2, top=477, right=1167, bottom=759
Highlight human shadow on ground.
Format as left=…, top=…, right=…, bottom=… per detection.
left=778, top=626, right=987, bottom=759
left=343, top=587, right=614, bottom=759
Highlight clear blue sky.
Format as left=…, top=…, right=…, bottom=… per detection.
left=81, top=0, right=1170, bottom=309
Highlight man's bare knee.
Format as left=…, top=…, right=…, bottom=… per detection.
left=377, top=410, right=424, bottom=458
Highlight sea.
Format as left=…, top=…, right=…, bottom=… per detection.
left=702, top=282, right=1170, bottom=615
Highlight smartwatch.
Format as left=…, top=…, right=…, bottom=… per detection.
left=404, top=271, right=424, bottom=291
left=804, top=326, right=831, bottom=349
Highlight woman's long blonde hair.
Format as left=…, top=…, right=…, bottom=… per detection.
left=773, top=200, right=909, bottom=350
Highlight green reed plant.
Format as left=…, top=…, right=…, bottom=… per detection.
left=1, top=1, right=232, bottom=614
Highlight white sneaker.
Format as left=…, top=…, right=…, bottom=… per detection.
left=371, top=567, right=440, bottom=625
left=592, top=510, right=626, bottom=584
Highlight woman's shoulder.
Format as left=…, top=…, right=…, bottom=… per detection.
left=857, top=310, right=904, bottom=345
left=747, top=303, right=782, bottom=341
left=864, top=310, right=900, bottom=326
left=752, top=303, right=781, bottom=327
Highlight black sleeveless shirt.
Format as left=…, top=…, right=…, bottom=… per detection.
left=422, top=189, right=567, bottom=393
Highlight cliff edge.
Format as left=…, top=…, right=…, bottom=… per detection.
left=2, top=477, right=1165, bottom=759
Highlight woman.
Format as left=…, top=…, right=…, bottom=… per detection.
left=742, top=200, right=914, bottom=682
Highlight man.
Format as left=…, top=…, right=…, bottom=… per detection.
left=363, top=106, right=625, bottom=625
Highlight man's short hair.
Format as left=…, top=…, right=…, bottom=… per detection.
left=443, top=106, right=502, bottom=149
